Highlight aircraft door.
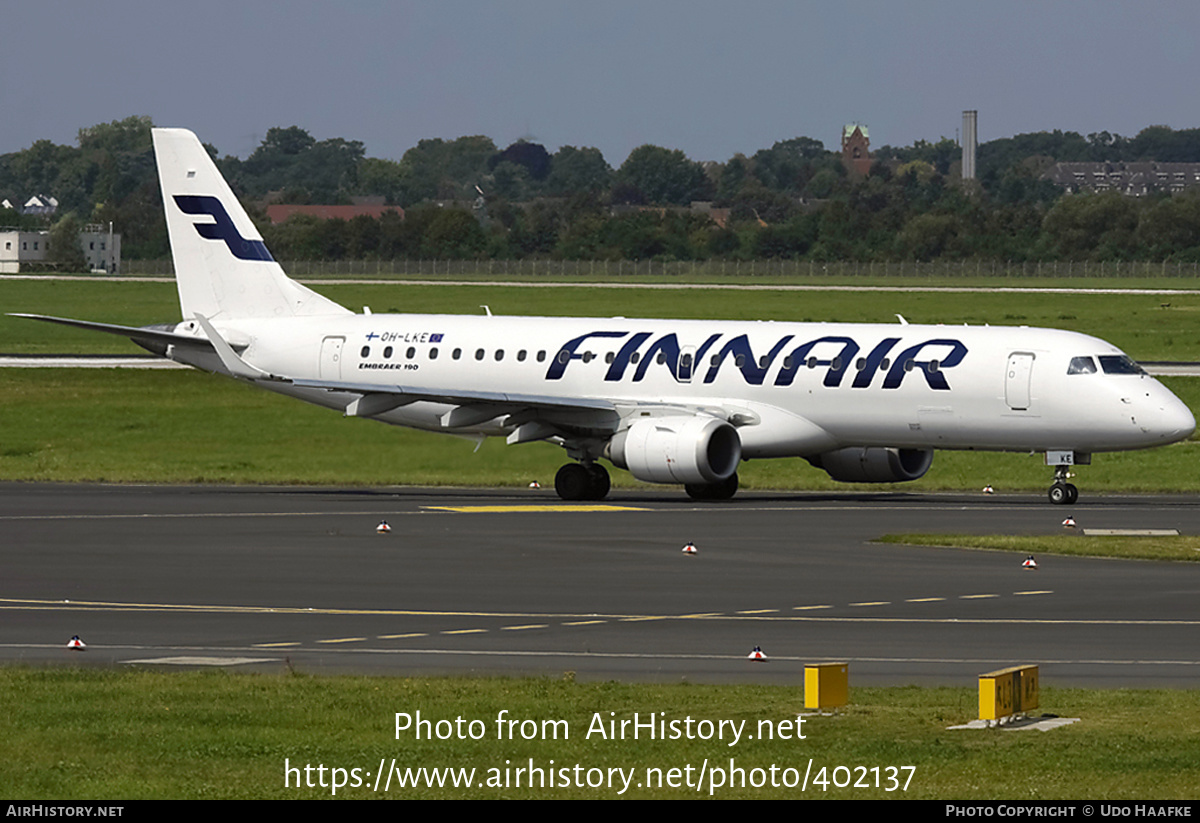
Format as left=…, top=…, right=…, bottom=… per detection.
left=320, top=336, right=346, bottom=380
left=1005, top=352, right=1034, bottom=410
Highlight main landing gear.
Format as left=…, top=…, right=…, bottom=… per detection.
left=552, top=462, right=740, bottom=502
left=554, top=462, right=611, bottom=501
left=1048, top=465, right=1078, bottom=505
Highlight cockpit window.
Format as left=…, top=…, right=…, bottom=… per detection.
left=1067, top=356, right=1097, bottom=375
left=1098, top=355, right=1145, bottom=375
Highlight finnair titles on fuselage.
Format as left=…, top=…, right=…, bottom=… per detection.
left=12, top=128, right=1195, bottom=504
left=350, top=325, right=966, bottom=389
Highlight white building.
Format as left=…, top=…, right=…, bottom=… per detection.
left=80, top=225, right=121, bottom=273
left=0, top=226, right=121, bottom=273
left=0, top=231, right=49, bottom=272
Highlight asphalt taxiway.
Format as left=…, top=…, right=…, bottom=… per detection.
left=4, top=483, right=1200, bottom=687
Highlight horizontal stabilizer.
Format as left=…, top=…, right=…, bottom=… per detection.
left=8, top=313, right=217, bottom=354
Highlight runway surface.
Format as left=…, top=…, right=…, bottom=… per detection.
left=4, top=483, right=1200, bottom=687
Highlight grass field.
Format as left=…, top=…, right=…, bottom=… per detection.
left=878, top=533, right=1200, bottom=562
left=5, top=276, right=1200, bottom=360
left=0, top=368, right=1197, bottom=491
left=3, top=276, right=1200, bottom=490
left=4, top=668, right=1199, bottom=799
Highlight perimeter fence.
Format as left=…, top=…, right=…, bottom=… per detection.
left=119, top=258, right=1200, bottom=279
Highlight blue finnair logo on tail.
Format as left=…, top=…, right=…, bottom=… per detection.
left=173, top=195, right=274, bottom=261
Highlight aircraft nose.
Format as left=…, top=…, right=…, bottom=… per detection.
left=1161, top=394, right=1196, bottom=443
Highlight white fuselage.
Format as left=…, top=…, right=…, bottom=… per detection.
left=176, top=313, right=1195, bottom=458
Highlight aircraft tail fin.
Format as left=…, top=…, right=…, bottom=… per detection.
left=152, top=128, right=350, bottom=321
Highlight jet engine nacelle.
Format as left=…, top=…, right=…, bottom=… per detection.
left=608, top=416, right=742, bottom=484
left=810, top=447, right=933, bottom=483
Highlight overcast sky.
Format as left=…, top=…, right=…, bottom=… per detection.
left=4, top=1, right=1198, bottom=165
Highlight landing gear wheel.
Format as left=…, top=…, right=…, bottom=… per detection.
left=585, top=463, right=610, bottom=500
left=684, top=472, right=739, bottom=501
left=1048, top=482, right=1078, bottom=505
left=1048, top=461, right=1080, bottom=505
left=555, top=463, right=591, bottom=501
left=555, top=463, right=611, bottom=501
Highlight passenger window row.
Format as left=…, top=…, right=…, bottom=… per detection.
left=360, top=346, right=549, bottom=363
left=358, top=345, right=935, bottom=375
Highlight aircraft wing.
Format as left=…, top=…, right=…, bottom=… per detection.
left=289, top=375, right=623, bottom=441
left=289, top=376, right=616, bottom=412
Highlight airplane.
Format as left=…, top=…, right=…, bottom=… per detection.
left=12, top=128, right=1196, bottom=504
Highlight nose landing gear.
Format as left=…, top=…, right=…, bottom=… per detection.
left=1048, top=465, right=1078, bottom=505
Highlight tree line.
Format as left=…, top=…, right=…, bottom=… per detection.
left=4, top=116, right=1200, bottom=264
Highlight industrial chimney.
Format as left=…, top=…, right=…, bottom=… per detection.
left=962, top=110, right=978, bottom=180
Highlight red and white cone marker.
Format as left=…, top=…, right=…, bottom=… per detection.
left=376, top=520, right=392, bottom=534
left=1022, top=555, right=1038, bottom=570
left=1062, top=517, right=1076, bottom=528
left=67, top=635, right=86, bottom=651
left=681, top=542, right=697, bottom=555
left=528, top=481, right=541, bottom=489
left=747, top=646, right=767, bottom=661
left=982, top=484, right=994, bottom=495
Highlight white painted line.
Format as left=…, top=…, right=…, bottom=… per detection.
left=121, top=656, right=276, bottom=666
left=0, top=356, right=186, bottom=369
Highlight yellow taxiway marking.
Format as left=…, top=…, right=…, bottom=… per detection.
left=1014, top=590, right=1053, bottom=596
left=562, top=620, right=606, bottom=626
left=379, top=633, right=428, bottom=639
left=737, top=609, right=778, bottom=614
left=253, top=642, right=301, bottom=648
left=906, top=598, right=945, bottom=603
left=501, top=624, right=549, bottom=631
left=794, top=604, right=832, bottom=610
left=960, top=594, right=999, bottom=600
left=850, top=601, right=891, bottom=607
left=424, top=504, right=650, bottom=513
left=0, top=598, right=632, bottom=620
left=316, top=637, right=367, bottom=644
left=442, top=628, right=488, bottom=635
